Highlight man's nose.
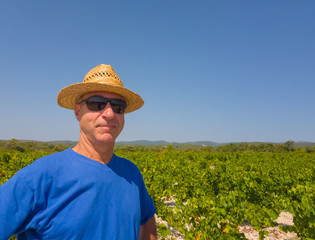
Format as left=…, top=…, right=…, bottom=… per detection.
left=101, top=103, right=115, bottom=119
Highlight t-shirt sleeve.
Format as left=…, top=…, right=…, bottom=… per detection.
left=139, top=174, right=156, bottom=226
left=0, top=171, right=35, bottom=240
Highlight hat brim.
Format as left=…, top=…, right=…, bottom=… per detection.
left=57, top=82, right=144, bottom=113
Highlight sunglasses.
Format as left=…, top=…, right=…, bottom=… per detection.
left=79, top=95, right=127, bottom=114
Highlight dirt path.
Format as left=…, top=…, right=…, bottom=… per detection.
left=238, top=211, right=299, bottom=240
left=156, top=211, right=299, bottom=240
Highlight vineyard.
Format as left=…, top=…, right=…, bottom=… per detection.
left=1, top=147, right=314, bottom=239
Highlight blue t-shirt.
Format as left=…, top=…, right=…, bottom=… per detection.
left=0, top=148, right=156, bottom=240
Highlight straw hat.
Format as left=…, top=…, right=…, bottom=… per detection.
left=57, top=64, right=144, bottom=113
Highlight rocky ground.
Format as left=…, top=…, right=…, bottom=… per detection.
left=238, top=211, right=299, bottom=240
left=156, top=199, right=299, bottom=240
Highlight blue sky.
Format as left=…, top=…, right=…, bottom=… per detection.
left=0, top=0, right=314, bottom=143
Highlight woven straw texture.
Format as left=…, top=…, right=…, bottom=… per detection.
left=57, top=64, right=144, bottom=113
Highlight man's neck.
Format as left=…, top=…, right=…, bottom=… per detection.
left=72, top=136, right=115, bottom=165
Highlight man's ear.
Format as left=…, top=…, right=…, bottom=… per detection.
left=74, top=104, right=81, bottom=121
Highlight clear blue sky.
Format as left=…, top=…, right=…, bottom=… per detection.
left=0, top=0, right=314, bottom=143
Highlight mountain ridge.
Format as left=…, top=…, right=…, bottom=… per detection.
left=2, top=139, right=315, bottom=147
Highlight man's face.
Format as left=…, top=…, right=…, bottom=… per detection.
left=74, top=91, right=125, bottom=146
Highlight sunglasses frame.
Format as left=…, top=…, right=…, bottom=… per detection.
left=79, top=95, right=127, bottom=114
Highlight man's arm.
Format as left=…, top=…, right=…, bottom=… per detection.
left=139, top=216, right=157, bottom=240
left=0, top=173, right=35, bottom=239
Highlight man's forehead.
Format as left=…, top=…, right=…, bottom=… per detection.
left=81, top=91, right=125, bottom=100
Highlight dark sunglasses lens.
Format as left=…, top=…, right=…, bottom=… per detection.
left=86, top=101, right=107, bottom=111
left=111, top=103, right=126, bottom=114
left=84, top=97, right=126, bottom=114
left=109, top=99, right=127, bottom=114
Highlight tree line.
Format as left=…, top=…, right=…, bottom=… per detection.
left=1, top=139, right=315, bottom=153
left=117, top=140, right=315, bottom=153
left=0, top=139, right=71, bottom=153
left=205, top=141, right=315, bottom=153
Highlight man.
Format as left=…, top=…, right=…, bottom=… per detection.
left=0, top=64, right=157, bottom=239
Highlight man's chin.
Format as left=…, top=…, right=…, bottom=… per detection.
left=96, top=135, right=117, bottom=144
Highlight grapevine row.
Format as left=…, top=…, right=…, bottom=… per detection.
left=1, top=149, right=314, bottom=239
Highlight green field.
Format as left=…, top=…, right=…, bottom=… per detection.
left=1, top=141, right=314, bottom=239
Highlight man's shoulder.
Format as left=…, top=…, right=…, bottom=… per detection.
left=10, top=148, right=72, bottom=190
left=111, top=154, right=144, bottom=180
left=20, top=148, right=71, bottom=174
left=114, top=154, right=140, bottom=169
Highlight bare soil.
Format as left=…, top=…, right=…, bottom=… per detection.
left=156, top=198, right=299, bottom=240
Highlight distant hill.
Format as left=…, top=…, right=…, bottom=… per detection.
left=18, top=140, right=78, bottom=146
left=2, top=139, right=315, bottom=148
left=48, top=140, right=78, bottom=146
left=181, top=141, right=219, bottom=147
left=115, top=140, right=315, bottom=148
left=0, top=139, right=77, bottom=146
left=294, top=141, right=315, bottom=148
left=116, top=140, right=221, bottom=147
left=116, top=140, right=169, bottom=146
